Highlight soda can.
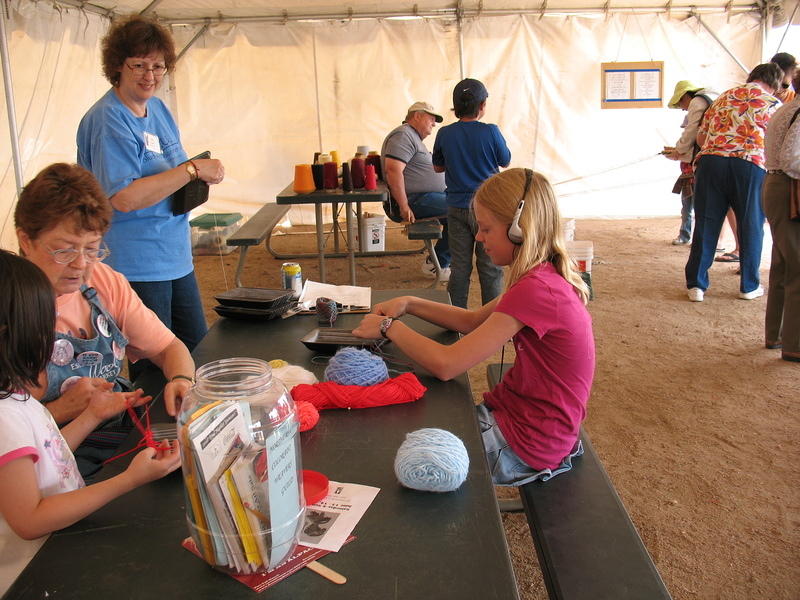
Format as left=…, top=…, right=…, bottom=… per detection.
left=281, top=262, right=303, bottom=297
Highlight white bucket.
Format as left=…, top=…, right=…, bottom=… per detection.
left=566, top=240, right=593, bottom=272
left=360, top=214, right=386, bottom=252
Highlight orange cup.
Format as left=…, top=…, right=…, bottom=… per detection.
left=293, top=164, right=316, bottom=194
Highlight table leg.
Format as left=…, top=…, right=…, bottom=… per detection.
left=345, top=201, right=356, bottom=285
left=332, top=201, right=340, bottom=253
left=315, top=203, right=326, bottom=282
left=356, top=202, right=364, bottom=253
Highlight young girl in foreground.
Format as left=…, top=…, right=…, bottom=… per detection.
left=354, top=169, right=595, bottom=484
left=0, top=251, right=181, bottom=589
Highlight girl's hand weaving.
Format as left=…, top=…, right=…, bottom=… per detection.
left=352, top=313, right=387, bottom=339
left=125, top=440, right=182, bottom=486
left=371, top=297, right=410, bottom=318
left=86, top=388, right=151, bottom=422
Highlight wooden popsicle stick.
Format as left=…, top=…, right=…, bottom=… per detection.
left=305, top=560, right=347, bottom=584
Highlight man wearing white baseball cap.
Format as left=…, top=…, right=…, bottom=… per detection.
left=381, top=101, right=451, bottom=281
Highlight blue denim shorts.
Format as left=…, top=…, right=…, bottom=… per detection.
left=476, top=403, right=583, bottom=487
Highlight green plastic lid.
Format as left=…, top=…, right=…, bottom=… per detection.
left=189, top=212, right=243, bottom=229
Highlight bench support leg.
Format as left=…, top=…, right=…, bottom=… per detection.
left=424, top=239, right=443, bottom=288
left=235, top=246, right=250, bottom=288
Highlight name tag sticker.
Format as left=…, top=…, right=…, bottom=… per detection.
left=144, top=132, right=162, bottom=154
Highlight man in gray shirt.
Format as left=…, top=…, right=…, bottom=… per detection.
left=381, top=101, right=450, bottom=279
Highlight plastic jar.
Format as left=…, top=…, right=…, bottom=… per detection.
left=178, top=357, right=304, bottom=574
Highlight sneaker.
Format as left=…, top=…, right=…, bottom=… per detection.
left=687, top=287, right=704, bottom=302
left=672, top=237, right=690, bottom=245
left=421, top=256, right=450, bottom=282
left=738, top=286, right=764, bottom=300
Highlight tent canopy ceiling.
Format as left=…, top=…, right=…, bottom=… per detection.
left=54, top=0, right=770, bottom=22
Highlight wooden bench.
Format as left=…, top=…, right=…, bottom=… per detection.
left=405, top=219, right=445, bottom=287
left=487, top=363, right=672, bottom=600
left=225, top=203, right=290, bottom=287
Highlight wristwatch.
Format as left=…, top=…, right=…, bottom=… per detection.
left=379, top=316, right=395, bottom=339
left=185, top=160, right=198, bottom=181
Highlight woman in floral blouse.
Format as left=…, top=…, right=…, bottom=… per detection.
left=685, top=63, right=783, bottom=302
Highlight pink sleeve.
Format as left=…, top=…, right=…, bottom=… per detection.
left=495, top=271, right=559, bottom=339
left=0, top=447, right=39, bottom=468
left=92, top=264, right=176, bottom=361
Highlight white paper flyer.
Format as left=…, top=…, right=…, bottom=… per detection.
left=297, top=481, right=379, bottom=552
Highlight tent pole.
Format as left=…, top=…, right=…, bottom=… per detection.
left=775, top=0, right=800, bottom=52
left=695, top=12, right=750, bottom=75
left=176, top=23, right=209, bottom=62
left=312, top=28, right=323, bottom=153
left=0, top=0, right=24, bottom=194
left=457, top=0, right=465, bottom=78
left=140, top=0, right=165, bottom=16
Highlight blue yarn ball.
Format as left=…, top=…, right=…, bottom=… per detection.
left=394, top=428, right=469, bottom=493
left=324, top=347, right=388, bottom=386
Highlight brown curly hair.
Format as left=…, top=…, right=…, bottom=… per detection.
left=101, top=15, right=176, bottom=86
left=15, top=163, right=112, bottom=239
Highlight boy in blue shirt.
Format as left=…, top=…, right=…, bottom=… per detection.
left=433, top=78, right=511, bottom=308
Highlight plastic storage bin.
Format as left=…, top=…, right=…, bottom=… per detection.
left=566, top=240, right=593, bottom=272
left=178, top=357, right=305, bottom=574
left=190, top=213, right=243, bottom=256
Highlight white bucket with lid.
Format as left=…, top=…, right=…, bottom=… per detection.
left=566, top=240, right=593, bottom=272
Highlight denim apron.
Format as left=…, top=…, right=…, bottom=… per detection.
left=42, top=286, right=132, bottom=478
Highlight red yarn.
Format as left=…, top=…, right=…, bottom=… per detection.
left=296, top=400, right=320, bottom=431
left=291, top=372, right=427, bottom=410
left=103, top=399, right=170, bottom=465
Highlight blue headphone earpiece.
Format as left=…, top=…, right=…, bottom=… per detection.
left=508, top=169, right=533, bottom=244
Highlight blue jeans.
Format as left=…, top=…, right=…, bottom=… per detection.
left=678, top=184, right=693, bottom=242
left=686, top=155, right=765, bottom=293
left=407, top=192, right=450, bottom=268
left=447, top=205, right=504, bottom=308
left=476, top=404, right=583, bottom=486
left=129, top=271, right=207, bottom=379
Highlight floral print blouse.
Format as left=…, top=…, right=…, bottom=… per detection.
left=696, top=82, right=781, bottom=169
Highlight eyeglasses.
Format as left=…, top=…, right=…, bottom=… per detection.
left=124, top=61, right=168, bottom=78
left=46, top=245, right=111, bottom=265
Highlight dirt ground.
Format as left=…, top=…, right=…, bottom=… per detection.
left=192, top=217, right=799, bottom=600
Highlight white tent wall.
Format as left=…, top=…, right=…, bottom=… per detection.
left=0, top=1, right=780, bottom=252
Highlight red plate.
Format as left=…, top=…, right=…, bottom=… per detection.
left=303, top=470, right=330, bottom=505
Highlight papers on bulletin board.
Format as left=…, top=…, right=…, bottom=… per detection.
left=297, top=280, right=371, bottom=310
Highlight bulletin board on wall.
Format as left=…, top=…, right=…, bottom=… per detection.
left=601, top=61, right=664, bottom=109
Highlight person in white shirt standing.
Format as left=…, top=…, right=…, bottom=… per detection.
left=664, top=81, right=718, bottom=245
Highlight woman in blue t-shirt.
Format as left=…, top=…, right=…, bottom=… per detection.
left=432, top=78, right=511, bottom=308
left=77, top=15, right=225, bottom=370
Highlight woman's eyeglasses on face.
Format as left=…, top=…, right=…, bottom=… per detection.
left=124, top=61, right=168, bottom=78
left=47, top=245, right=111, bottom=265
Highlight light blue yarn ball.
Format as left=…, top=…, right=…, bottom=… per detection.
left=324, top=346, right=389, bottom=386
left=394, top=428, right=469, bottom=493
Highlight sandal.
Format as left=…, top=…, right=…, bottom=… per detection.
left=715, top=252, right=740, bottom=263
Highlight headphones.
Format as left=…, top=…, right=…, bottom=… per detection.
left=507, top=168, right=533, bottom=244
